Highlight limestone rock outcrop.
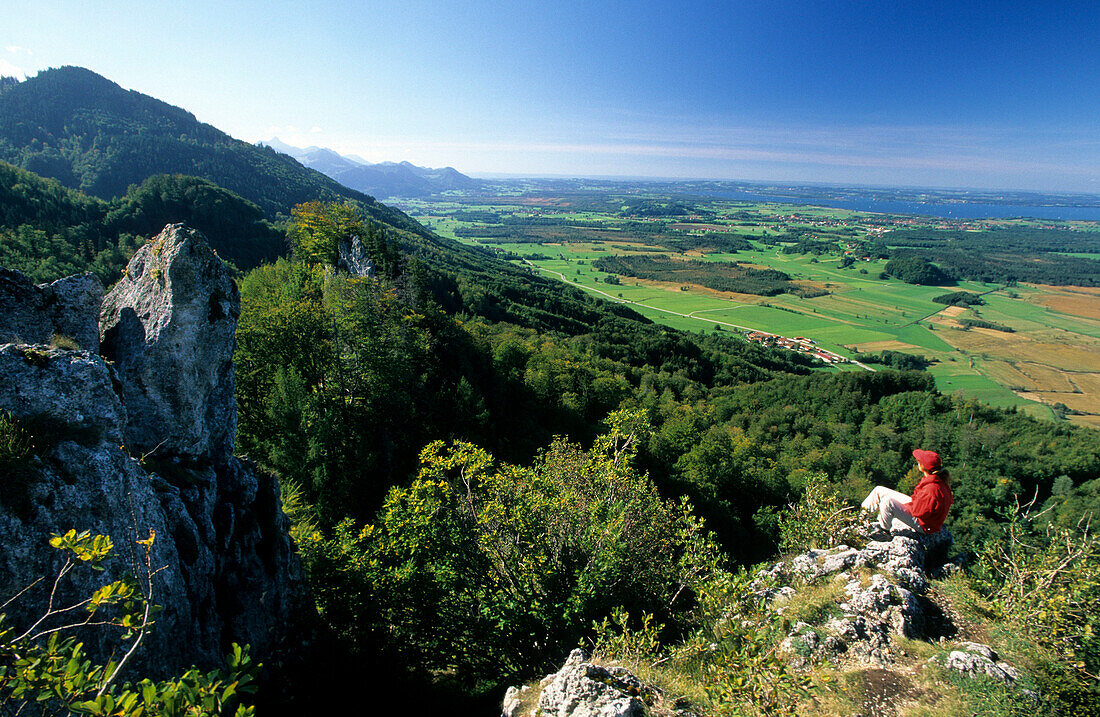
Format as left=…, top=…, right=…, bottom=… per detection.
left=0, top=269, right=103, bottom=352
left=100, top=224, right=239, bottom=460
left=504, top=649, right=652, bottom=717
left=761, top=530, right=953, bottom=666
left=941, top=642, right=1020, bottom=683
left=337, top=233, right=374, bottom=277
left=0, top=224, right=302, bottom=675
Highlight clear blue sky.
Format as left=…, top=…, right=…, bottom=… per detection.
left=4, top=0, right=1099, bottom=192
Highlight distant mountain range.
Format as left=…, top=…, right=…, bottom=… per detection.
left=260, top=138, right=482, bottom=198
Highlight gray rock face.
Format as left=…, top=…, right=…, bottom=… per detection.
left=0, top=269, right=103, bottom=352
left=100, top=224, right=239, bottom=461
left=0, top=345, right=123, bottom=443
left=0, top=223, right=302, bottom=676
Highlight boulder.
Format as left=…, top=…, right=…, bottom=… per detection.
left=502, top=649, right=653, bottom=717
left=0, top=269, right=102, bottom=352
left=100, top=224, right=239, bottom=461
left=942, top=642, right=1020, bottom=683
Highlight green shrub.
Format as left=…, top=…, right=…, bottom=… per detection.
left=777, top=472, right=860, bottom=554
left=0, top=530, right=259, bottom=715
left=301, top=410, right=724, bottom=687
left=972, top=507, right=1100, bottom=714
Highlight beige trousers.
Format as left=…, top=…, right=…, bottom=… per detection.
left=861, top=486, right=923, bottom=533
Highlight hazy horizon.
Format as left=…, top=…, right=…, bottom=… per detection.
left=5, top=0, right=1099, bottom=193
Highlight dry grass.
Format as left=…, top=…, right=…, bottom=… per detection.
left=940, top=328, right=1100, bottom=372
left=1033, top=286, right=1100, bottom=321
left=981, top=361, right=1043, bottom=391
left=851, top=340, right=926, bottom=352
left=628, top=276, right=771, bottom=303
left=1016, top=363, right=1078, bottom=392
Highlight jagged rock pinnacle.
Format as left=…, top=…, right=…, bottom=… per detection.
left=100, top=223, right=240, bottom=461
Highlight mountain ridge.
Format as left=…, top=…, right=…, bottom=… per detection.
left=0, top=66, right=424, bottom=236
left=260, top=136, right=482, bottom=197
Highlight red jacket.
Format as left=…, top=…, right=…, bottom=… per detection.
left=907, top=473, right=952, bottom=533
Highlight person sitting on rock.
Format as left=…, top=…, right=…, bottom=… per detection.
left=861, top=449, right=953, bottom=540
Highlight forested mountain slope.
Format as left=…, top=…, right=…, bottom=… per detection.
left=0, top=66, right=420, bottom=232
left=0, top=162, right=282, bottom=278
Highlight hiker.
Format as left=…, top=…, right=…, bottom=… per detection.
left=861, top=449, right=953, bottom=539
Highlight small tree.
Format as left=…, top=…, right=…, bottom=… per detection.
left=287, top=201, right=364, bottom=267
left=777, top=472, right=859, bottom=553
left=0, top=531, right=259, bottom=716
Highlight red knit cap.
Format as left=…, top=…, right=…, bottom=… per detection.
left=913, top=449, right=942, bottom=473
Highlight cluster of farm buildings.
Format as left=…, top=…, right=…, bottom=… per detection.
left=743, top=332, right=848, bottom=364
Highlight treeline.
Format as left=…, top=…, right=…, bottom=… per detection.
left=781, top=238, right=838, bottom=255
left=958, top=318, right=1014, bottom=332
left=852, top=350, right=932, bottom=370
left=884, top=227, right=1100, bottom=254
left=0, top=162, right=282, bottom=282
left=882, top=227, right=1100, bottom=286
left=593, top=254, right=802, bottom=296
left=453, top=225, right=544, bottom=241
left=932, top=291, right=985, bottom=307
left=883, top=254, right=954, bottom=285
left=911, top=247, right=1100, bottom=286
left=619, top=198, right=697, bottom=217
left=660, top=232, right=754, bottom=254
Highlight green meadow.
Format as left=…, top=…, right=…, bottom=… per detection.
left=400, top=195, right=1100, bottom=423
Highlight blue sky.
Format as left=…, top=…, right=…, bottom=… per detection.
left=4, top=0, right=1099, bottom=191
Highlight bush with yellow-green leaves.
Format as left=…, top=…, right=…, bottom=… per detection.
left=0, top=530, right=258, bottom=716
left=973, top=506, right=1100, bottom=715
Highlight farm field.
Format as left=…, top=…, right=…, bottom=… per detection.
left=399, top=191, right=1100, bottom=427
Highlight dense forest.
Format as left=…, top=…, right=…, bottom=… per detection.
left=882, top=254, right=955, bottom=285
left=0, top=162, right=282, bottom=280
left=882, top=227, right=1100, bottom=285
left=593, top=254, right=808, bottom=296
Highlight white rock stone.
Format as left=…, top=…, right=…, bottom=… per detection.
left=534, top=649, right=649, bottom=717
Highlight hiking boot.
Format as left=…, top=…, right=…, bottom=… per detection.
left=856, top=521, right=892, bottom=542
